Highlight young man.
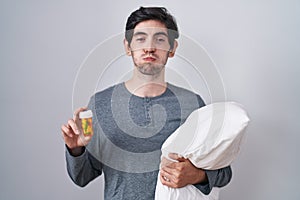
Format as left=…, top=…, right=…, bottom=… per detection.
left=61, top=7, right=232, bottom=200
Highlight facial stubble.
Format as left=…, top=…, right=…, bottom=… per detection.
left=132, top=51, right=169, bottom=76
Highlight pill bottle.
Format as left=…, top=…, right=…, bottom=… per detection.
left=79, top=110, right=93, bottom=135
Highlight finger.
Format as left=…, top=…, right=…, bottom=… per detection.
left=160, top=170, right=180, bottom=188
left=160, top=173, right=170, bottom=186
left=163, top=164, right=183, bottom=180
left=160, top=174, right=172, bottom=186
left=160, top=177, right=175, bottom=188
left=160, top=156, right=173, bottom=168
left=73, top=107, right=87, bottom=121
left=162, top=165, right=176, bottom=173
left=61, top=124, right=74, bottom=138
left=68, top=119, right=80, bottom=135
left=78, top=133, right=88, bottom=146
left=160, top=168, right=177, bottom=183
left=164, top=158, right=184, bottom=169
left=160, top=170, right=172, bottom=184
left=168, top=153, right=185, bottom=162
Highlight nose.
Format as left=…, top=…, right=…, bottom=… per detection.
left=143, top=39, right=156, bottom=53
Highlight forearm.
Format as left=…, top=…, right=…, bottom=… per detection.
left=209, top=165, right=232, bottom=187
left=65, top=146, right=102, bottom=187
left=193, top=165, right=232, bottom=195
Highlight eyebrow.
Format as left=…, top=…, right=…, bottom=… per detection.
left=154, top=32, right=168, bottom=37
left=133, top=31, right=168, bottom=37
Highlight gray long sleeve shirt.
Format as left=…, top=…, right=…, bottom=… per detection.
left=66, top=82, right=232, bottom=200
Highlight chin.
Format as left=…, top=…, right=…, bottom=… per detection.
left=138, top=66, right=165, bottom=76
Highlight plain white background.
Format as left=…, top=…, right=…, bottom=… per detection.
left=1, top=0, right=299, bottom=199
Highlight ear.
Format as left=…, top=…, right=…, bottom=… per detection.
left=124, top=39, right=132, bottom=56
left=168, top=40, right=178, bottom=58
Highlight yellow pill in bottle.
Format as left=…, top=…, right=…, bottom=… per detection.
left=79, top=110, right=93, bottom=135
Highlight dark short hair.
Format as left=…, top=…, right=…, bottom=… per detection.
left=125, top=7, right=179, bottom=49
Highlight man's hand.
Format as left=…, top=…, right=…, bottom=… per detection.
left=61, top=107, right=93, bottom=156
left=160, top=153, right=208, bottom=188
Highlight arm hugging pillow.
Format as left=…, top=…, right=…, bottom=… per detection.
left=155, top=102, right=250, bottom=200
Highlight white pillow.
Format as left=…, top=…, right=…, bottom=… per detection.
left=155, top=102, right=250, bottom=200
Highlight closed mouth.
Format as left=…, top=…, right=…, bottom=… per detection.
left=143, top=57, right=156, bottom=61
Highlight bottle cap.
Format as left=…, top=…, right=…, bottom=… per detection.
left=79, top=110, right=93, bottom=119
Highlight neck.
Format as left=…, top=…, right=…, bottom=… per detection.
left=125, top=68, right=167, bottom=98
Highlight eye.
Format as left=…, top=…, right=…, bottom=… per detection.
left=136, top=37, right=145, bottom=42
left=157, top=38, right=166, bottom=42
left=155, top=35, right=168, bottom=44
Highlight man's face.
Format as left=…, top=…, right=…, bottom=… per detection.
left=125, top=20, right=176, bottom=76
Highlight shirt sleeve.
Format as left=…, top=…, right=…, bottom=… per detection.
left=65, top=146, right=102, bottom=187
left=193, top=165, right=232, bottom=195
left=196, top=94, right=206, bottom=108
